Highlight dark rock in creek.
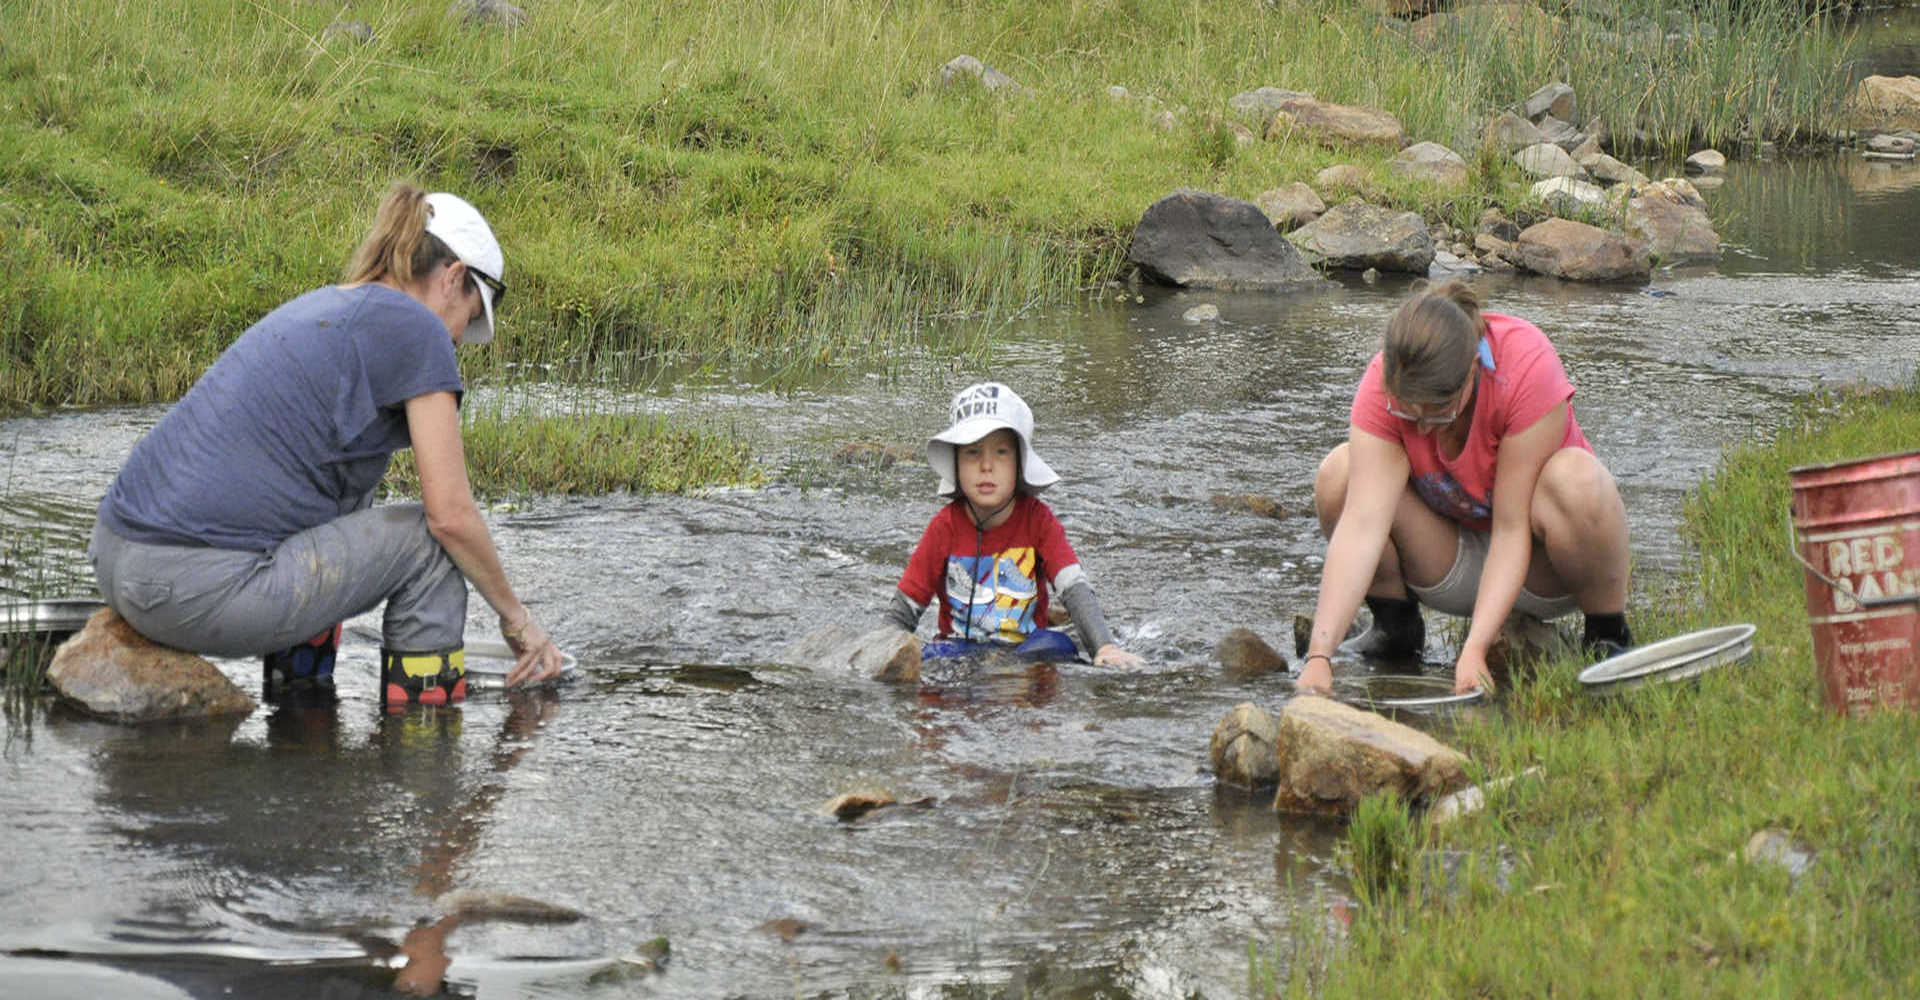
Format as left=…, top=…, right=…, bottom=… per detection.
left=436, top=891, right=588, bottom=925
left=1210, top=702, right=1280, bottom=787
left=758, top=917, right=811, bottom=941
left=784, top=625, right=922, bottom=683
left=824, top=788, right=894, bottom=821
left=1127, top=189, right=1327, bottom=290
left=48, top=608, right=254, bottom=722
left=1217, top=628, right=1288, bottom=680
left=1208, top=492, right=1287, bottom=519
left=1271, top=696, right=1469, bottom=816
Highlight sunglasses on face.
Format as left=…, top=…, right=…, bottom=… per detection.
left=1387, top=369, right=1476, bottom=427
left=467, top=265, right=507, bottom=312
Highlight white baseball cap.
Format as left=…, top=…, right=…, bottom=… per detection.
left=424, top=192, right=504, bottom=345
left=926, top=382, right=1059, bottom=497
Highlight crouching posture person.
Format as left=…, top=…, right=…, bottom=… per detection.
left=1297, top=282, right=1632, bottom=696
left=90, top=183, right=564, bottom=708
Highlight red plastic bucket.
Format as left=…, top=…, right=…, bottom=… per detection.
left=1789, top=450, right=1920, bottom=716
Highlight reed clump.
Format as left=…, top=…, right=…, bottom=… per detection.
left=1272, top=377, right=1920, bottom=998
left=0, top=1, right=1860, bottom=413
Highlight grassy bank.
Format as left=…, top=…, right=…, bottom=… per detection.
left=1276, top=381, right=1920, bottom=998
left=1, top=0, right=1858, bottom=413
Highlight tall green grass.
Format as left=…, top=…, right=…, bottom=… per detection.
left=0, top=0, right=1861, bottom=413
left=1288, top=379, right=1920, bottom=998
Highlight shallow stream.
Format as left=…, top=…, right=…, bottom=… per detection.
left=3, top=152, right=1918, bottom=998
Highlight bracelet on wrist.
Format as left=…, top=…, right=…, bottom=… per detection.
left=1301, top=653, right=1332, bottom=666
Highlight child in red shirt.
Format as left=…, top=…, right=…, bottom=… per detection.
left=887, top=383, right=1144, bottom=667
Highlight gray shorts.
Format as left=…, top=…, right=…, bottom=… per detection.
left=90, top=503, right=468, bottom=656
left=1407, top=526, right=1581, bottom=621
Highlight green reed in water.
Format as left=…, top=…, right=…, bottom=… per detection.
left=383, top=405, right=761, bottom=499
left=1267, top=376, right=1920, bottom=998
left=0, top=0, right=1861, bottom=413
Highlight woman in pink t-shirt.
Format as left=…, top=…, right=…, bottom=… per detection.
left=1295, top=283, right=1633, bottom=696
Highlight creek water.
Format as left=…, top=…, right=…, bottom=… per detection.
left=2, top=152, right=1918, bottom=999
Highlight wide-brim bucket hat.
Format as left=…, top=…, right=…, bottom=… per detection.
left=424, top=192, right=504, bottom=345
left=926, top=382, right=1059, bottom=497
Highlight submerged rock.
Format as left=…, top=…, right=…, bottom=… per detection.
left=1217, top=628, right=1288, bottom=680
left=1181, top=303, right=1221, bottom=323
left=1210, top=702, right=1281, bottom=787
left=1208, top=493, right=1287, bottom=519
left=823, top=788, right=895, bottom=821
left=784, top=625, right=923, bottom=683
left=47, top=609, right=254, bottom=722
left=1270, top=696, right=1469, bottom=816
left=1127, top=189, right=1327, bottom=290
left=437, top=891, right=588, bottom=924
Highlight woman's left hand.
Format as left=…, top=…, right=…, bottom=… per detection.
left=1094, top=643, right=1145, bottom=669
left=1452, top=648, right=1495, bottom=695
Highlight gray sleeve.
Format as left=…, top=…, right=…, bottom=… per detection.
left=884, top=590, right=926, bottom=633
left=1056, top=580, right=1116, bottom=653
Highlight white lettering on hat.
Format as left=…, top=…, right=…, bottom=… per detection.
left=952, top=384, right=1002, bottom=423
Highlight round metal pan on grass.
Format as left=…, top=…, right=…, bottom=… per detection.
left=1577, top=624, right=1757, bottom=695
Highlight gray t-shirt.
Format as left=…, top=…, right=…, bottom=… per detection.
left=99, top=284, right=463, bottom=551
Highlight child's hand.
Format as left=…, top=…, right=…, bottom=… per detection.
left=1094, top=643, right=1145, bottom=669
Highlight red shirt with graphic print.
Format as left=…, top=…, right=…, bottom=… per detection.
left=1349, top=312, right=1590, bottom=533
left=898, top=495, right=1082, bottom=641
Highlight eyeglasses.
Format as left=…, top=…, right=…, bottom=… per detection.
left=1387, top=369, right=1476, bottom=427
left=468, top=265, right=507, bottom=312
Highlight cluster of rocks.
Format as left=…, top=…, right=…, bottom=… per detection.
left=1127, top=77, right=1732, bottom=288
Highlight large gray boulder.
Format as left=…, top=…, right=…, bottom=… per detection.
left=1270, top=696, right=1470, bottom=816
left=1210, top=702, right=1281, bottom=787
left=47, top=609, right=254, bottom=722
left=784, top=624, right=923, bottom=682
left=1510, top=218, right=1650, bottom=282
left=1128, top=189, right=1327, bottom=290
left=1625, top=181, right=1721, bottom=263
left=1263, top=97, right=1405, bottom=148
left=1287, top=200, right=1435, bottom=273
left=1388, top=141, right=1468, bottom=188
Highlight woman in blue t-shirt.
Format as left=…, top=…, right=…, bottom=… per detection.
left=91, top=183, right=565, bottom=708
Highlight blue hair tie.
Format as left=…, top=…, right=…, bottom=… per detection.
left=1477, top=337, right=1496, bottom=371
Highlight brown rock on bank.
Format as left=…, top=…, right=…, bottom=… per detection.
left=1510, top=218, right=1650, bottom=282
left=47, top=608, right=254, bottom=722
left=1270, top=696, right=1469, bottom=816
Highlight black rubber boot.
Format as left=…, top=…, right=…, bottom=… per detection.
left=1581, top=613, right=1634, bottom=662
left=1347, top=595, right=1426, bottom=661
left=263, top=624, right=341, bottom=706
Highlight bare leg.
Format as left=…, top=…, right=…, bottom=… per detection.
left=1527, top=448, right=1630, bottom=613
left=1315, top=442, right=1463, bottom=596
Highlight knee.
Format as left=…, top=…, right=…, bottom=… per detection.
left=1532, top=449, right=1619, bottom=533
left=1313, top=444, right=1351, bottom=535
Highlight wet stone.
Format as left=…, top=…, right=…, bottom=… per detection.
left=437, top=891, right=588, bottom=925
left=1209, top=701, right=1280, bottom=787
left=1208, top=493, right=1286, bottom=519
left=47, top=608, right=254, bottom=722
left=1270, top=696, right=1469, bottom=816
left=1217, top=627, right=1288, bottom=680
left=785, top=625, right=922, bottom=683
left=1182, top=303, right=1220, bottom=323
left=824, top=788, right=894, bottom=821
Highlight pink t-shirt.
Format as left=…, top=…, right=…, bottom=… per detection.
left=1350, top=312, right=1589, bottom=533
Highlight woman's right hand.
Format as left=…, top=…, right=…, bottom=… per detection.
left=502, top=616, right=564, bottom=686
left=1294, top=653, right=1334, bottom=696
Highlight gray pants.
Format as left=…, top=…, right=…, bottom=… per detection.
left=90, top=504, right=467, bottom=656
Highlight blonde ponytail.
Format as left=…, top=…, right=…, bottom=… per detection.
left=343, top=182, right=454, bottom=286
